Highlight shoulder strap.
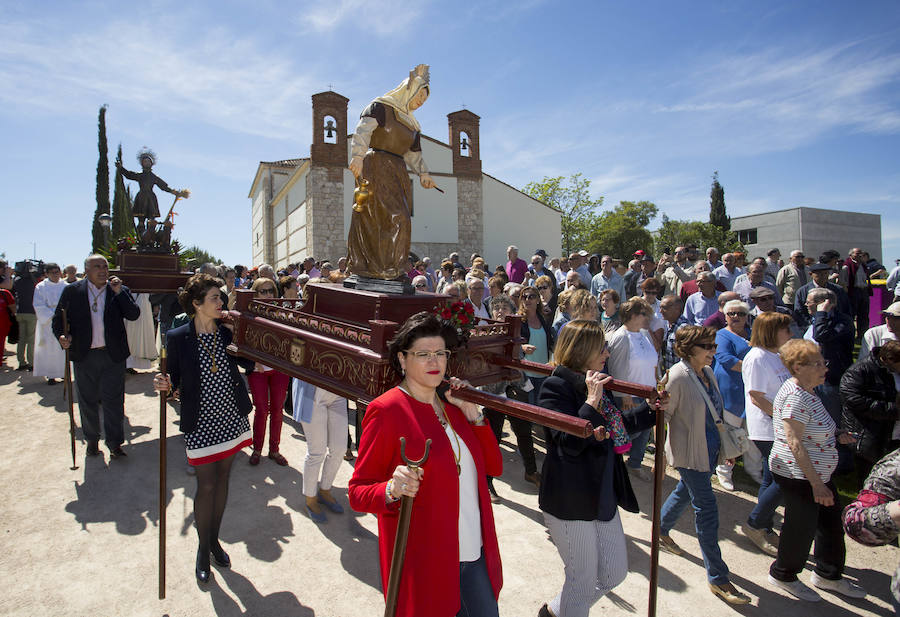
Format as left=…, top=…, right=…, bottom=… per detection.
left=685, top=366, right=723, bottom=425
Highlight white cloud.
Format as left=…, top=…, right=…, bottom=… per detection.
left=0, top=18, right=320, bottom=141
left=296, top=0, right=427, bottom=36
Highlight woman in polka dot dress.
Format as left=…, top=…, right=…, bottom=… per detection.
left=154, top=274, right=254, bottom=584
left=766, top=339, right=865, bottom=602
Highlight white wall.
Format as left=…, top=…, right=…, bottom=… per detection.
left=251, top=190, right=265, bottom=266
left=482, top=176, right=561, bottom=269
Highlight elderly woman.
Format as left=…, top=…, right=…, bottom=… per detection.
left=246, top=278, right=291, bottom=466
left=658, top=326, right=751, bottom=605
left=599, top=289, right=621, bottom=334
left=436, top=261, right=454, bottom=293
left=537, top=319, right=654, bottom=617
left=518, top=285, right=556, bottom=487
left=712, top=299, right=753, bottom=491
left=153, top=274, right=254, bottom=583
left=279, top=275, right=299, bottom=299
left=349, top=312, right=502, bottom=617
left=766, top=339, right=865, bottom=602
left=444, top=280, right=467, bottom=301
left=640, top=278, right=666, bottom=349
left=606, top=297, right=658, bottom=482
left=503, top=282, right=523, bottom=310
left=481, top=294, right=537, bottom=500
left=740, top=311, right=794, bottom=555
left=534, top=274, right=557, bottom=323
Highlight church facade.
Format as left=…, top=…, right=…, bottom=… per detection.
left=248, top=91, right=561, bottom=271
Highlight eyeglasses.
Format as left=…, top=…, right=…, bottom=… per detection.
left=536, top=285, right=549, bottom=291
left=801, top=360, right=829, bottom=368
left=726, top=312, right=747, bottom=317
left=695, top=343, right=717, bottom=350
left=403, top=350, right=452, bottom=361
left=522, top=294, right=539, bottom=300
left=414, top=283, right=427, bottom=288
left=257, top=288, right=276, bottom=295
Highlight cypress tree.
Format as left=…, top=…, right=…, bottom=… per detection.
left=111, top=143, right=135, bottom=240
left=92, top=105, right=111, bottom=252
left=709, top=171, right=729, bottom=231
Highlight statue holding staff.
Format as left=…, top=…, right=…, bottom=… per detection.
left=347, top=64, right=437, bottom=281
left=116, top=148, right=189, bottom=246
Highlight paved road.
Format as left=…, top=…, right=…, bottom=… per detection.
left=0, top=347, right=894, bottom=616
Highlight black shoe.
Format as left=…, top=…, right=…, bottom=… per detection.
left=196, top=550, right=210, bottom=584
left=109, top=446, right=127, bottom=459
left=46, top=378, right=60, bottom=385
left=211, top=545, right=231, bottom=568
left=86, top=441, right=100, bottom=456
left=126, top=368, right=138, bottom=375
left=538, top=603, right=553, bottom=617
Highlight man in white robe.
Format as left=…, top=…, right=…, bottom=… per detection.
left=125, top=293, right=158, bottom=370
left=32, top=263, right=68, bottom=383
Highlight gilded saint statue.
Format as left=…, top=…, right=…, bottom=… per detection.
left=347, top=64, right=436, bottom=281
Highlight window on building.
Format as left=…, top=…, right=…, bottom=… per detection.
left=737, top=228, right=758, bottom=245
left=323, top=115, right=337, bottom=144
left=459, top=131, right=471, bottom=157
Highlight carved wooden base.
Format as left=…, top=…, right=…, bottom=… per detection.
left=110, top=251, right=192, bottom=294
left=342, top=274, right=415, bottom=295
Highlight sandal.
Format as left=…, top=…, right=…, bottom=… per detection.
left=249, top=451, right=261, bottom=466
left=268, top=451, right=289, bottom=466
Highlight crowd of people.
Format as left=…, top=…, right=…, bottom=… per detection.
left=3, top=241, right=900, bottom=615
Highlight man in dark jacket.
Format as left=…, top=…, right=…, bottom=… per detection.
left=794, top=262, right=851, bottom=329
left=804, top=288, right=854, bottom=424
left=840, top=340, right=900, bottom=485
left=52, top=255, right=140, bottom=458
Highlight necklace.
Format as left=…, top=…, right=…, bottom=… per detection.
left=197, top=329, right=219, bottom=373
left=88, top=284, right=105, bottom=313
left=399, top=383, right=462, bottom=475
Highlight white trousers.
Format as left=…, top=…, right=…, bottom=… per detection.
left=300, top=388, right=347, bottom=497
left=543, top=510, right=628, bottom=617
left=716, top=411, right=763, bottom=484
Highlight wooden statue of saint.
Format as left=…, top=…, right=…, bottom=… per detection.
left=116, top=148, right=189, bottom=247
left=347, top=64, right=437, bottom=281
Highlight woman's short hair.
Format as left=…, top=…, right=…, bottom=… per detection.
left=723, top=299, right=750, bottom=314
left=640, top=278, right=662, bottom=294
left=441, top=260, right=453, bottom=272
left=179, top=273, right=222, bottom=316
left=448, top=280, right=468, bottom=298
left=251, top=277, right=278, bottom=294
left=879, top=339, right=900, bottom=365
left=779, top=339, right=821, bottom=375
left=504, top=282, right=523, bottom=297
left=749, top=311, right=792, bottom=349
left=278, top=275, right=297, bottom=292
left=674, top=325, right=717, bottom=359
left=619, top=297, right=652, bottom=323
left=567, top=289, right=597, bottom=319
left=387, top=311, right=459, bottom=377
left=599, top=288, right=620, bottom=304
left=488, top=275, right=505, bottom=290
left=489, top=294, right=516, bottom=316
left=552, top=319, right=607, bottom=373
left=535, top=274, right=553, bottom=289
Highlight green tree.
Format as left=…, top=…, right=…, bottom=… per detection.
left=111, top=144, right=135, bottom=240
left=589, top=200, right=658, bottom=259
left=709, top=171, right=729, bottom=231
left=654, top=214, right=743, bottom=258
left=92, top=105, right=110, bottom=253
left=179, top=245, right=221, bottom=271
left=522, top=173, right=603, bottom=255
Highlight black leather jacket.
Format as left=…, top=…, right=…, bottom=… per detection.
left=840, top=347, right=899, bottom=463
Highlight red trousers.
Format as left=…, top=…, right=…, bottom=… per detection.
left=248, top=369, right=290, bottom=454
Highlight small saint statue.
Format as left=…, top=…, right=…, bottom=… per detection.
left=116, top=148, right=189, bottom=248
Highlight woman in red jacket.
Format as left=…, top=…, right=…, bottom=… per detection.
left=349, top=311, right=503, bottom=617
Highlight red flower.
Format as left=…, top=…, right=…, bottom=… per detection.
left=464, top=303, right=475, bottom=314
left=441, top=308, right=451, bottom=319
left=459, top=315, right=469, bottom=325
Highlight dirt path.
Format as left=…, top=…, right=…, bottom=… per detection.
left=0, top=345, right=895, bottom=616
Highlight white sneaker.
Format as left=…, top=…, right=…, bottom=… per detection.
left=810, top=572, right=867, bottom=599
left=767, top=574, right=821, bottom=601
left=717, top=473, right=735, bottom=491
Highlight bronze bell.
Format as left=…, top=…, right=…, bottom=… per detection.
left=353, top=179, right=372, bottom=212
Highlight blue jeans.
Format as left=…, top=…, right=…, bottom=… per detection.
left=747, top=440, right=782, bottom=531
left=660, top=467, right=730, bottom=585
left=624, top=397, right=651, bottom=469
left=457, top=549, right=499, bottom=617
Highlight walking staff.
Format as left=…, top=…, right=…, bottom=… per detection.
left=158, top=348, right=168, bottom=600
left=648, top=380, right=668, bottom=617
left=61, top=309, right=78, bottom=470
left=384, top=438, right=431, bottom=617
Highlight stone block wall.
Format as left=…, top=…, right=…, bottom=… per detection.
left=456, top=176, right=484, bottom=261
left=306, top=166, right=347, bottom=262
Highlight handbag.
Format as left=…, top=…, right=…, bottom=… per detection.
left=687, top=366, right=750, bottom=460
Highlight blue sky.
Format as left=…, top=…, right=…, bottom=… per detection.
left=2, top=0, right=898, bottom=268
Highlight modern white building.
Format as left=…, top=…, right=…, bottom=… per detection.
left=731, top=206, right=883, bottom=262
left=248, top=91, right=561, bottom=271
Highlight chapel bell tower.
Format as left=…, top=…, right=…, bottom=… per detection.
left=310, top=91, right=350, bottom=167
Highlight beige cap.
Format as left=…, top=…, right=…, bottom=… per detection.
left=883, top=301, right=900, bottom=317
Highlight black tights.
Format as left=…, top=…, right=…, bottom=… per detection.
left=194, top=455, right=235, bottom=568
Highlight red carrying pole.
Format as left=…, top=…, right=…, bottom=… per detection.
left=158, top=348, right=168, bottom=600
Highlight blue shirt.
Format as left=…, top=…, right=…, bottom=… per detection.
left=713, top=328, right=751, bottom=416
left=590, top=270, right=625, bottom=300
left=683, top=291, right=720, bottom=325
